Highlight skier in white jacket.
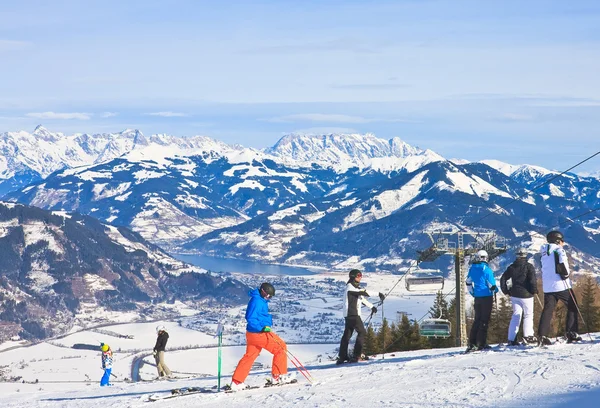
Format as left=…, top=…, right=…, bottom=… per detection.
left=537, top=230, right=582, bottom=345
left=337, top=269, right=376, bottom=364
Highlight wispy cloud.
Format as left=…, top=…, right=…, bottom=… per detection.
left=491, top=113, right=536, bottom=122
left=246, top=38, right=381, bottom=55
left=101, top=112, right=118, bottom=118
left=264, top=113, right=412, bottom=124
left=26, top=111, right=91, bottom=120
left=0, top=39, right=32, bottom=51
left=146, top=111, right=188, bottom=117
left=331, top=83, right=410, bottom=90
left=530, top=99, right=600, bottom=107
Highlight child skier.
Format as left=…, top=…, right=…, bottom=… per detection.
left=100, top=343, right=113, bottom=386
left=226, top=282, right=295, bottom=391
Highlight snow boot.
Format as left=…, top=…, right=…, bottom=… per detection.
left=566, top=332, right=583, bottom=343
left=224, top=381, right=250, bottom=392
left=267, top=372, right=296, bottom=386
left=523, top=336, right=538, bottom=345
left=539, top=336, right=553, bottom=346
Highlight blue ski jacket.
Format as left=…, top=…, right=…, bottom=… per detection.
left=467, top=262, right=497, bottom=298
left=245, top=288, right=273, bottom=333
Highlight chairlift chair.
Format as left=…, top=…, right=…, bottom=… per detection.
left=419, top=318, right=451, bottom=338
left=405, top=268, right=445, bottom=292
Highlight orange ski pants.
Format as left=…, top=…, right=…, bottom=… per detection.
left=232, top=331, right=287, bottom=384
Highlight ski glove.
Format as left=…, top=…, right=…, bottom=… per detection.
left=371, top=306, right=378, bottom=314
left=262, top=326, right=272, bottom=333
left=378, top=292, right=386, bottom=301
left=152, top=350, right=157, bottom=357
left=490, top=285, right=499, bottom=294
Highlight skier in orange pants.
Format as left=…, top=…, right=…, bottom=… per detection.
left=228, top=282, right=295, bottom=391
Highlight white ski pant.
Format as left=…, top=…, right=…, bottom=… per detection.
left=508, top=297, right=534, bottom=341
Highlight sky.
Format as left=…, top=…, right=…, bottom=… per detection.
left=1, top=0, right=600, bottom=173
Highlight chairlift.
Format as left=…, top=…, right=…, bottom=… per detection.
left=420, top=305, right=451, bottom=339
left=405, top=268, right=444, bottom=292
left=419, top=318, right=451, bottom=339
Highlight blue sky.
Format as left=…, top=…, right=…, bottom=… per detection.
left=1, top=0, right=600, bottom=173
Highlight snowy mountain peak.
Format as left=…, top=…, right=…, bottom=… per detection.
left=266, top=132, right=435, bottom=170
left=511, top=164, right=558, bottom=184
left=32, top=124, right=60, bottom=141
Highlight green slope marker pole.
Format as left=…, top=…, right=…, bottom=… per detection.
left=216, top=323, right=224, bottom=391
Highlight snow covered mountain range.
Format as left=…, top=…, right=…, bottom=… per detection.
left=2, top=127, right=599, bottom=274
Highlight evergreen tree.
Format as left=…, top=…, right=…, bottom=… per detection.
left=377, top=318, right=393, bottom=354
left=397, top=314, right=413, bottom=351
left=575, top=275, right=600, bottom=333
left=488, top=295, right=513, bottom=344
left=363, top=325, right=378, bottom=356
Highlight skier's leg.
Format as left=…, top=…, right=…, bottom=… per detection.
left=469, top=298, right=482, bottom=346
left=476, top=296, right=493, bottom=347
left=538, top=292, right=558, bottom=337
left=154, top=353, right=164, bottom=377
left=158, top=351, right=172, bottom=377
left=521, top=297, right=535, bottom=338
left=232, top=332, right=264, bottom=384
left=100, top=368, right=111, bottom=386
left=353, top=317, right=367, bottom=358
left=263, top=332, right=287, bottom=378
left=562, top=289, right=579, bottom=334
left=508, top=298, right=524, bottom=342
left=338, top=317, right=355, bottom=361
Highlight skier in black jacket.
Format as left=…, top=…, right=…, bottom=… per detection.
left=500, top=248, right=538, bottom=346
left=336, top=269, right=376, bottom=364
left=153, top=325, right=172, bottom=378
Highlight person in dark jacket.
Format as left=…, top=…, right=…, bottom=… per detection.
left=153, top=325, right=172, bottom=378
left=465, top=250, right=498, bottom=352
left=500, top=248, right=538, bottom=346
left=337, top=269, right=376, bottom=364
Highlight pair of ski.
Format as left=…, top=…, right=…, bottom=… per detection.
left=146, top=379, right=298, bottom=402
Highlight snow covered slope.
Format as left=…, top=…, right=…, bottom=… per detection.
left=1, top=334, right=599, bottom=407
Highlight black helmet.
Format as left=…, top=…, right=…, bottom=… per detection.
left=349, top=269, right=362, bottom=280
left=547, top=230, right=564, bottom=244
left=260, top=282, right=275, bottom=298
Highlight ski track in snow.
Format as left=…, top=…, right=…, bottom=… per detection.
left=2, top=339, right=600, bottom=407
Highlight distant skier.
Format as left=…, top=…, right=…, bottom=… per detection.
left=500, top=248, right=538, bottom=346
left=100, top=343, right=113, bottom=386
left=538, top=231, right=582, bottom=345
left=337, top=269, right=376, bottom=364
left=466, top=250, right=498, bottom=352
left=154, top=325, right=172, bottom=378
left=227, top=282, right=295, bottom=391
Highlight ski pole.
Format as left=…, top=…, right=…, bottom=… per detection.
left=216, top=323, right=224, bottom=391
left=217, top=333, right=222, bottom=391
left=535, top=294, right=544, bottom=309
left=268, top=332, right=313, bottom=383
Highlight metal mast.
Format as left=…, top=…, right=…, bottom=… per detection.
left=417, top=229, right=507, bottom=347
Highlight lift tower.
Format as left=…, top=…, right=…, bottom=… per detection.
left=418, top=229, right=507, bottom=347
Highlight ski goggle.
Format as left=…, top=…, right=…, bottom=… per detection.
left=260, top=288, right=272, bottom=299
